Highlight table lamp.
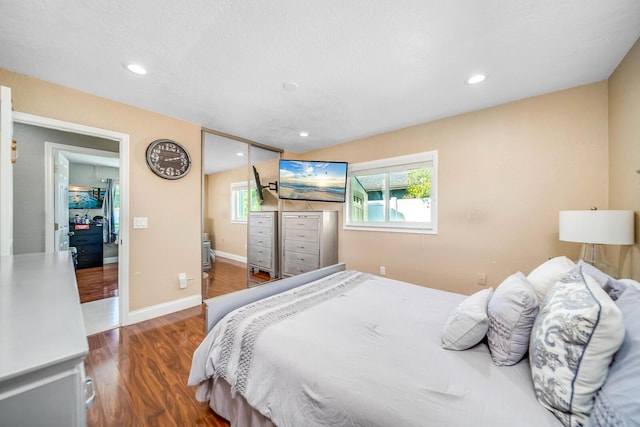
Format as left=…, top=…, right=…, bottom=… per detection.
left=559, top=209, right=634, bottom=267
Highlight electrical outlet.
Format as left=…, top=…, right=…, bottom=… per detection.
left=477, top=273, right=487, bottom=286
left=379, top=266, right=386, bottom=276
left=178, top=272, right=187, bottom=289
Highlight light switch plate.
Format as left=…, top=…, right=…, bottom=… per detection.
left=133, top=217, right=148, bottom=229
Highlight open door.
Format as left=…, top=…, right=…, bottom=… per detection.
left=0, top=86, right=14, bottom=256
left=53, top=150, right=70, bottom=252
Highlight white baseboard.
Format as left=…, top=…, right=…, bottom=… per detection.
left=104, top=257, right=118, bottom=264
left=126, top=294, right=201, bottom=326
left=214, top=250, right=247, bottom=264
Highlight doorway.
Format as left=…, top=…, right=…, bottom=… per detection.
left=49, top=143, right=121, bottom=334
left=12, top=112, right=130, bottom=331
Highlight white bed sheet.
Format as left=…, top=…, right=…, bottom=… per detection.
left=190, top=271, right=562, bottom=427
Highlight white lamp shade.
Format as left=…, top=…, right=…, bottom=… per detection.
left=559, top=210, right=635, bottom=245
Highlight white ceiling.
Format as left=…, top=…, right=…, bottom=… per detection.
left=1, top=1, right=639, bottom=158
left=63, top=152, right=120, bottom=169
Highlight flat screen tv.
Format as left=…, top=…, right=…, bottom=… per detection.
left=68, top=186, right=105, bottom=209
left=278, top=159, right=348, bottom=203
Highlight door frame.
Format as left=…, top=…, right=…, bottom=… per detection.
left=14, top=111, right=131, bottom=326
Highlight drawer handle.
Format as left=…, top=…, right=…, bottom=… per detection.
left=85, top=377, right=96, bottom=408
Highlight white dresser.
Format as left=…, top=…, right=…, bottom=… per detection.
left=0, top=252, right=91, bottom=427
left=248, top=211, right=278, bottom=279
left=281, top=211, right=338, bottom=277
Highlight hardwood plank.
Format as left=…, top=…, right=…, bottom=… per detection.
left=84, top=256, right=285, bottom=426
left=85, top=345, right=139, bottom=426
left=204, top=257, right=271, bottom=299
left=76, top=263, right=119, bottom=303
left=86, top=305, right=230, bottom=426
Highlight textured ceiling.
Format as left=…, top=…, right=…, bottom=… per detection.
left=1, top=0, right=639, bottom=156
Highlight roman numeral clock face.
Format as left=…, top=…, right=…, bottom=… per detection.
left=145, top=139, right=192, bottom=180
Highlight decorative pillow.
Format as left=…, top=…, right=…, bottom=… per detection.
left=487, top=272, right=539, bottom=365
left=586, top=286, right=640, bottom=426
left=576, top=260, right=628, bottom=300
left=529, top=267, right=624, bottom=426
left=619, top=278, right=640, bottom=290
left=441, top=287, right=493, bottom=351
left=527, top=256, right=576, bottom=305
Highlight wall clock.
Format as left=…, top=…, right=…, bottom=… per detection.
left=145, top=139, right=192, bottom=180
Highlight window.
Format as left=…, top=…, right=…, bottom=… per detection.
left=231, top=181, right=261, bottom=222
left=344, top=151, right=437, bottom=233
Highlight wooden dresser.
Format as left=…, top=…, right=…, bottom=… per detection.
left=69, top=223, right=103, bottom=269
left=281, top=211, right=338, bottom=277
left=0, top=252, right=91, bottom=426
left=248, top=211, right=278, bottom=279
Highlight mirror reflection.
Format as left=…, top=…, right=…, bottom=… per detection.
left=248, top=146, right=280, bottom=286
left=201, top=131, right=281, bottom=299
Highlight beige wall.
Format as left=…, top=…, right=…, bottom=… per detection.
left=608, top=37, right=640, bottom=280
left=206, top=167, right=250, bottom=257
left=0, top=69, right=202, bottom=311
left=292, top=82, right=609, bottom=294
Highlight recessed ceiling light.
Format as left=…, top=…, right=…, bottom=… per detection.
left=466, top=74, right=486, bottom=85
left=283, top=81, right=299, bottom=92
left=299, top=131, right=309, bottom=137
left=125, top=63, right=147, bottom=75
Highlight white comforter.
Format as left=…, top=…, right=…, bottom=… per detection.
left=189, top=271, right=561, bottom=427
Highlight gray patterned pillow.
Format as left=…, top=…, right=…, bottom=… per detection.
left=529, top=267, right=624, bottom=427
left=586, top=286, right=640, bottom=426
left=487, top=272, right=539, bottom=365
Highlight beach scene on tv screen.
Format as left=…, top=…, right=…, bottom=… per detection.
left=280, top=161, right=347, bottom=202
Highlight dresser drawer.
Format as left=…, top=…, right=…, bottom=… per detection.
left=250, top=215, right=273, bottom=228
left=249, top=246, right=272, bottom=269
left=284, top=251, right=319, bottom=266
left=77, top=253, right=103, bottom=269
left=284, top=216, right=319, bottom=231
left=249, top=226, right=273, bottom=239
left=284, top=239, right=319, bottom=255
left=69, top=235, right=101, bottom=246
left=284, top=228, right=318, bottom=243
left=283, top=259, right=320, bottom=276
left=249, top=234, right=272, bottom=248
left=75, top=244, right=102, bottom=255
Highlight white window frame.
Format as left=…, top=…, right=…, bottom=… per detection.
left=344, top=151, right=438, bottom=234
left=230, top=181, right=259, bottom=223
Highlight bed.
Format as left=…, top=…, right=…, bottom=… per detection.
left=189, top=260, right=640, bottom=427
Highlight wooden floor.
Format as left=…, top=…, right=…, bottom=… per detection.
left=203, top=257, right=271, bottom=299
left=76, top=263, right=119, bottom=304
left=85, top=305, right=230, bottom=426
left=85, top=257, right=274, bottom=426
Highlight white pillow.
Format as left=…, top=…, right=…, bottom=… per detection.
left=619, top=278, right=640, bottom=290
left=527, top=256, right=575, bottom=305
left=529, top=267, right=624, bottom=426
left=441, top=287, right=493, bottom=351
left=487, top=272, right=539, bottom=366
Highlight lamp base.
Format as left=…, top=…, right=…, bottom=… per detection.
left=579, top=243, right=618, bottom=277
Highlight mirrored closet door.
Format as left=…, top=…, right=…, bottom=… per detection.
left=201, top=130, right=281, bottom=299
left=247, top=145, right=280, bottom=286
